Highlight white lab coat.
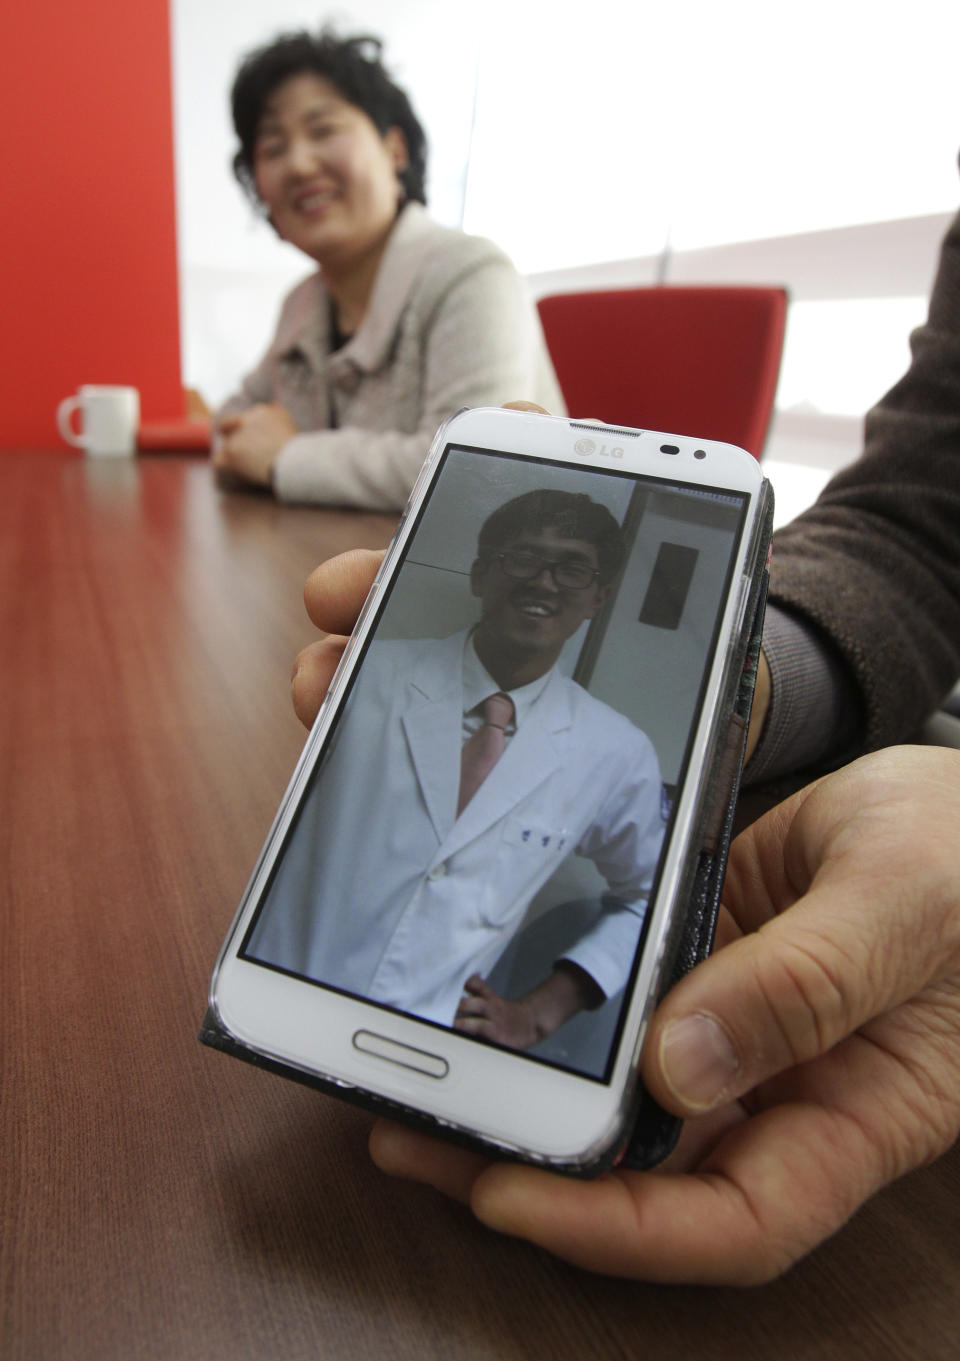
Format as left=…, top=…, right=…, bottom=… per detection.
left=247, top=631, right=665, bottom=1026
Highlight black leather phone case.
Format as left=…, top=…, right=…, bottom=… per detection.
left=200, top=482, right=774, bottom=1177
left=619, top=483, right=773, bottom=1169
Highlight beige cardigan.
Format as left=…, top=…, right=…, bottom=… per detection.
left=217, top=204, right=565, bottom=510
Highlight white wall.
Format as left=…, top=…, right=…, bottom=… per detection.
left=587, top=495, right=741, bottom=782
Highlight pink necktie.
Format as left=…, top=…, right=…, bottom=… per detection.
left=457, top=692, right=515, bottom=815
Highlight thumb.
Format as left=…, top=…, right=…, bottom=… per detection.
left=641, top=881, right=894, bottom=1115
left=640, top=749, right=960, bottom=1115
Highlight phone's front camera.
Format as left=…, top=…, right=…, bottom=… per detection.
left=693, top=449, right=707, bottom=460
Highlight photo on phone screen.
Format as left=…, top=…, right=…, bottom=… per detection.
left=239, top=442, right=749, bottom=1082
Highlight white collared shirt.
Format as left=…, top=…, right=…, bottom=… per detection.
left=460, top=633, right=553, bottom=744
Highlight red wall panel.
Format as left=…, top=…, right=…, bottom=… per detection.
left=2, top=0, right=183, bottom=449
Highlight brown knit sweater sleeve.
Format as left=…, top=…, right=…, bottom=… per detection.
left=766, top=199, right=960, bottom=760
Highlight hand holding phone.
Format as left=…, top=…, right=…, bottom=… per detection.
left=365, top=744, right=960, bottom=1285
left=204, top=408, right=772, bottom=1175
left=280, top=472, right=960, bottom=1284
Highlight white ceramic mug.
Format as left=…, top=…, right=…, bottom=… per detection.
left=56, top=385, right=140, bottom=457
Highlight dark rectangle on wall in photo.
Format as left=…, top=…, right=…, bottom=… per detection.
left=638, top=542, right=699, bottom=630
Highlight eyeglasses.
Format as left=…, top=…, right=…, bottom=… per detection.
left=491, top=550, right=601, bottom=591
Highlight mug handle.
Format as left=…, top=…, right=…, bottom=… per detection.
left=56, top=395, right=87, bottom=448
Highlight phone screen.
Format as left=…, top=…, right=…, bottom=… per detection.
left=239, top=442, right=750, bottom=1081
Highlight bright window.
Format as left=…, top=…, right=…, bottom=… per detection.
left=464, top=0, right=960, bottom=272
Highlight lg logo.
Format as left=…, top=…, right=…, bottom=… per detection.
left=574, top=438, right=624, bottom=459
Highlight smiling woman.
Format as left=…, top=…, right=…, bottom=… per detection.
left=249, top=75, right=409, bottom=299
left=213, top=28, right=563, bottom=511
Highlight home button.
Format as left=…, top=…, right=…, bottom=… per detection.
left=352, top=1029, right=449, bottom=1079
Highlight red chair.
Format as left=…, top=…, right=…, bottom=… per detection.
left=536, top=286, right=788, bottom=459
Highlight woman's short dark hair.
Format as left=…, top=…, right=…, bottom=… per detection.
left=478, top=490, right=626, bottom=585
left=230, top=28, right=428, bottom=207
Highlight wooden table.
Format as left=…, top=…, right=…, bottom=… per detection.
left=3, top=451, right=959, bottom=1361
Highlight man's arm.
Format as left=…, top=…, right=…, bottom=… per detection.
left=748, top=200, right=960, bottom=785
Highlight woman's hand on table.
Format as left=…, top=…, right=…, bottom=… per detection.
left=213, top=402, right=299, bottom=487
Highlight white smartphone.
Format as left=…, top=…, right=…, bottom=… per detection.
left=205, top=407, right=770, bottom=1174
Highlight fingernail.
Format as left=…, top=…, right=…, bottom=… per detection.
left=659, top=1014, right=740, bottom=1110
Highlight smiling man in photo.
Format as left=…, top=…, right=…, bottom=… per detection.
left=247, top=489, right=665, bottom=1049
